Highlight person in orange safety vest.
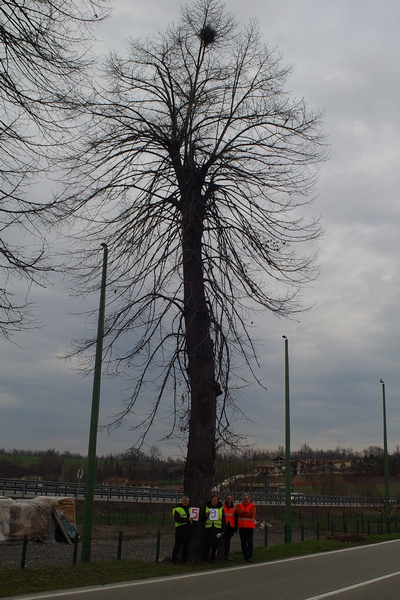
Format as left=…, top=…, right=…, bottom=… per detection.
left=236, top=493, right=256, bottom=562
left=222, top=494, right=237, bottom=558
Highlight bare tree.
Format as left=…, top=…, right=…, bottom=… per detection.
left=56, top=0, right=327, bottom=527
left=0, top=0, right=109, bottom=338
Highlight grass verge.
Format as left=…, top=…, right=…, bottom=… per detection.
left=1, top=534, right=399, bottom=598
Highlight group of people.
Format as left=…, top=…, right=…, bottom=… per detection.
left=171, top=492, right=256, bottom=565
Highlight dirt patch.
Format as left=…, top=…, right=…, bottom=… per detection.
left=327, top=534, right=366, bottom=544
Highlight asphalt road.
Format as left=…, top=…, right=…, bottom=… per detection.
left=5, top=539, right=400, bottom=600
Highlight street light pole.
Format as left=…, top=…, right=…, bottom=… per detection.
left=81, top=243, right=108, bottom=563
left=380, top=379, right=390, bottom=533
left=283, top=335, right=292, bottom=543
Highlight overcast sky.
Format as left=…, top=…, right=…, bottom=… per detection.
left=1, top=0, right=399, bottom=460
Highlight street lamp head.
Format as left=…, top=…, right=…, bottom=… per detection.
left=380, top=378, right=384, bottom=384
left=282, top=335, right=287, bottom=340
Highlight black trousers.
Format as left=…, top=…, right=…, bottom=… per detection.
left=223, top=524, right=235, bottom=557
left=202, top=526, right=222, bottom=561
left=172, top=527, right=190, bottom=563
left=239, top=527, right=254, bottom=560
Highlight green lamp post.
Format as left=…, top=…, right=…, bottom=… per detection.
left=380, top=379, right=390, bottom=533
left=283, top=335, right=292, bottom=543
left=81, top=243, right=108, bottom=563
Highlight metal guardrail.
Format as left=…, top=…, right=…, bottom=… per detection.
left=0, top=479, right=398, bottom=507
left=0, top=479, right=183, bottom=502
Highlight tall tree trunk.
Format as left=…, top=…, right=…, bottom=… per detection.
left=181, top=184, right=218, bottom=556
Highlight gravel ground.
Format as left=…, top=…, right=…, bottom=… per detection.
left=0, top=528, right=173, bottom=570
left=0, top=522, right=312, bottom=570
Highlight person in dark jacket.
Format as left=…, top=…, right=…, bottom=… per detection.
left=171, top=496, right=193, bottom=564
left=202, top=494, right=225, bottom=562
left=222, top=494, right=237, bottom=558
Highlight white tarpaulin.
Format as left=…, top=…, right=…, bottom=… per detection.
left=0, top=496, right=76, bottom=542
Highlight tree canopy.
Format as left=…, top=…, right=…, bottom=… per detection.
left=55, top=0, right=327, bottom=507
left=0, top=0, right=109, bottom=338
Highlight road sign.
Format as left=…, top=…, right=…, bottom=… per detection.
left=77, top=468, right=84, bottom=480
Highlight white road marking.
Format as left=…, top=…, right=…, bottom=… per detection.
left=8, top=539, right=400, bottom=600
left=305, top=570, right=400, bottom=599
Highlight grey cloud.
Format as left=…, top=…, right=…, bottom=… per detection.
left=1, top=0, right=399, bottom=458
